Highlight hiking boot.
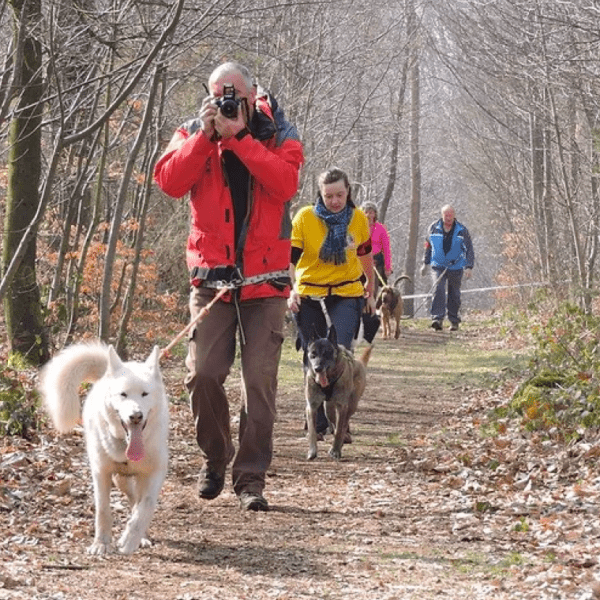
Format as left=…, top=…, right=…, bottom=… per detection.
left=450, top=322, right=459, bottom=331
left=430, top=320, right=443, bottom=331
left=239, top=491, right=269, bottom=512
left=198, top=468, right=225, bottom=500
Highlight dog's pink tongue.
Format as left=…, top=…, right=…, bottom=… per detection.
left=126, top=423, right=145, bottom=462
left=317, top=372, right=329, bottom=387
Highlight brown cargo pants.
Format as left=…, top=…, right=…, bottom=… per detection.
left=185, top=286, right=287, bottom=496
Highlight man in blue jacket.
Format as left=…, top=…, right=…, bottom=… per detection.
left=421, top=205, right=475, bottom=331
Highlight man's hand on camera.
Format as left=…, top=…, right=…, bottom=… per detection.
left=199, top=96, right=218, bottom=139
left=214, top=108, right=246, bottom=140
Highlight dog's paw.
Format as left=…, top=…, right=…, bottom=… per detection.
left=87, top=541, right=113, bottom=556
left=118, top=539, right=140, bottom=555
left=328, top=447, right=342, bottom=460
left=117, top=534, right=144, bottom=555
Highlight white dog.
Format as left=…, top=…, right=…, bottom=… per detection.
left=40, top=343, right=168, bottom=555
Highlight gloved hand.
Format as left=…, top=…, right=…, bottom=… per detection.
left=420, top=264, right=427, bottom=277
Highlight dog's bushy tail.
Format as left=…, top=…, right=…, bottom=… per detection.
left=39, top=343, right=109, bottom=433
left=358, top=344, right=373, bottom=367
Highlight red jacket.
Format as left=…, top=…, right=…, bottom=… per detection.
left=154, top=96, right=304, bottom=301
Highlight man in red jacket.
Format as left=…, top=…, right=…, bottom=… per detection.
left=155, top=62, right=304, bottom=511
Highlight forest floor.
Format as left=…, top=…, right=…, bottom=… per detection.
left=2, top=316, right=600, bottom=599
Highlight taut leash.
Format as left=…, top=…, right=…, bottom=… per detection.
left=159, top=286, right=229, bottom=362
left=412, top=267, right=447, bottom=318
left=374, top=266, right=386, bottom=287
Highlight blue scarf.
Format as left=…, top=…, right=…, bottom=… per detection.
left=314, top=196, right=352, bottom=265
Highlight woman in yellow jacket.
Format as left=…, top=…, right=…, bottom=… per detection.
left=288, top=167, right=376, bottom=435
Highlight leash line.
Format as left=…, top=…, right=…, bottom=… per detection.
left=404, top=279, right=553, bottom=317
left=318, top=298, right=333, bottom=329
left=160, top=286, right=229, bottom=361
left=373, top=266, right=386, bottom=287
left=403, top=279, right=551, bottom=301
left=410, top=268, right=447, bottom=317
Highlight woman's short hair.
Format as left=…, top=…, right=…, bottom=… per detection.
left=317, top=168, right=353, bottom=204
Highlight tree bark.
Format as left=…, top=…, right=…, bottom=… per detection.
left=98, top=64, right=162, bottom=341
left=2, top=0, right=49, bottom=364
left=403, top=0, right=421, bottom=315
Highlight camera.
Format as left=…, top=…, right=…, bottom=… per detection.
left=215, top=84, right=240, bottom=119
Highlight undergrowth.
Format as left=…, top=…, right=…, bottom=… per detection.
left=0, top=357, right=39, bottom=439
left=493, top=301, right=600, bottom=436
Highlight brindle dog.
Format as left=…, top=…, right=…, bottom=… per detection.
left=375, top=274, right=411, bottom=339
left=305, top=325, right=372, bottom=460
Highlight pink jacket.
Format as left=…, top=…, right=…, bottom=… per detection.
left=370, top=222, right=392, bottom=272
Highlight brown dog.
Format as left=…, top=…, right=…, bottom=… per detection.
left=305, top=325, right=372, bottom=460
left=375, top=275, right=411, bottom=339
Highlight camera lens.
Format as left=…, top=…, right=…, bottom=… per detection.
left=219, top=100, right=238, bottom=119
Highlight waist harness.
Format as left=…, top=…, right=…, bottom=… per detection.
left=190, top=266, right=291, bottom=291
left=301, top=274, right=366, bottom=296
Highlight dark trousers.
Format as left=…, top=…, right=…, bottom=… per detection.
left=373, top=252, right=386, bottom=297
left=185, top=287, right=287, bottom=496
left=295, top=295, right=364, bottom=354
left=430, top=268, right=463, bottom=324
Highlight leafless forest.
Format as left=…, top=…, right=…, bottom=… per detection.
left=1, top=0, right=600, bottom=354
left=2, top=3, right=600, bottom=598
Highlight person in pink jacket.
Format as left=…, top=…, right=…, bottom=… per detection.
left=361, top=202, right=392, bottom=297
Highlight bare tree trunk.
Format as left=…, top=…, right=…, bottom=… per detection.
left=403, top=0, right=420, bottom=315
left=542, top=119, right=556, bottom=283
left=548, top=86, right=586, bottom=289
left=380, top=59, right=408, bottom=224
left=530, top=110, right=548, bottom=279
left=116, top=142, right=161, bottom=355
left=538, top=17, right=587, bottom=305
left=116, top=64, right=167, bottom=354
left=2, top=0, right=48, bottom=364
left=47, top=179, right=77, bottom=307
left=580, top=100, right=600, bottom=313
left=99, top=65, right=162, bottom=342
left=64, top=121, right=109, bottom=344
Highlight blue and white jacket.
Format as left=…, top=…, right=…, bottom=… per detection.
left=423, top=219, right=475, bottom=271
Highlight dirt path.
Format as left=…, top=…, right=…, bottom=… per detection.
left=1, top=322, right=598, bottom=599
